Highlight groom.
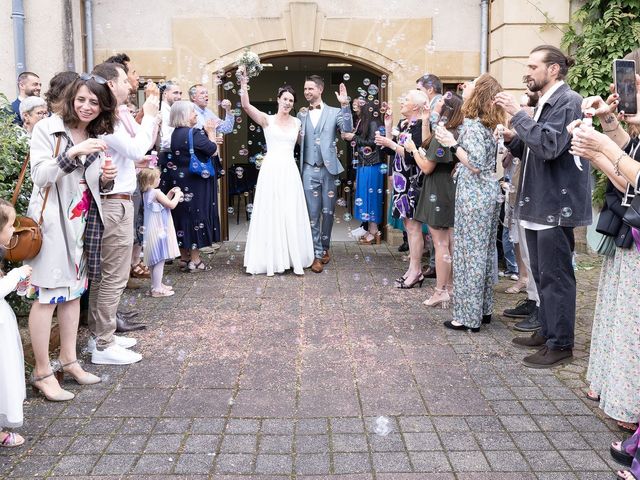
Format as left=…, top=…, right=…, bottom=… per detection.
left=298, top=75, right=353, bottom=273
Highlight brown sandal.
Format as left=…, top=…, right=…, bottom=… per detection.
left=130, top=261, right=151, bottom=279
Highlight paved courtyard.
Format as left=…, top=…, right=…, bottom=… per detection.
left=0, top=242, right=623, bottom=479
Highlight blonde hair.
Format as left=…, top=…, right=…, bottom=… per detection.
left=138, top=168, right=161, bottom=192
left=462, top=73, right=506, bottom=131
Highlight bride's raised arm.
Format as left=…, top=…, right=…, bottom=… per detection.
left=239, top=66, right=269, bottom=128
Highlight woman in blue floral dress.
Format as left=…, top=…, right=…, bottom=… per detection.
left=435, top=74, right=506, bottom=331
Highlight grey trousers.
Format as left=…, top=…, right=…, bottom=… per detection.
left=88, top=199, right=134, bottom=349
left=302, top=163, right=338, bottom=258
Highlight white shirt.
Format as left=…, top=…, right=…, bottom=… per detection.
left=309, top=102, right=324, bottom=129
left=101, top=107, right=157, bottom=195
left=159, top=101, right=173, bottom=151
left=520, top=81, right=565, bottom=231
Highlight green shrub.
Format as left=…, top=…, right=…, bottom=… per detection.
left=563, top=0, right=640, bottom=206
left=0, top=92, right=33, bottom=317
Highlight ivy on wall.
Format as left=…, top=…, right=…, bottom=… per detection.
left=562, top=0, right=640, bottom=205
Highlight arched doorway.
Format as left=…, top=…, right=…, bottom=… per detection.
left=217, top=53, right=389, bottom=242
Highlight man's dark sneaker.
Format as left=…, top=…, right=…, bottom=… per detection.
left=512, top=331, right=547, bottom=349
left=522, top=345, right=573, bottom=369
left=398, top=241, right=409, bottom=253
left=513, top=308, right=540, bottom=332
left=503, top=299, right=536, bottom=319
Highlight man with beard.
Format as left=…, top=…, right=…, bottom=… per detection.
left=11, top=71, right=42, bottom=126
left=494, top=45, right=592, bottom=368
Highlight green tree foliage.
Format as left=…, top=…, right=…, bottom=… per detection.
left=0, top=93, right=31, bottom=214
left=563, top=0, right=640, bottom=205
left=0, top=93, right=32, bottom=316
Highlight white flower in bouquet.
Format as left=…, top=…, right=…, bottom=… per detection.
left=236, top=49, right=264, bottom=79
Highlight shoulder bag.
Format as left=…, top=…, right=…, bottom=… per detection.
left=5, top=135, right=61, bottom=262
left=188, top=128, right=216, bottom=179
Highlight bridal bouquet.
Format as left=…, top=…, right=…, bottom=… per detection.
left=236, top=49, right=264, bottom=79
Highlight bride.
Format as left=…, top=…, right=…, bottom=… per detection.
left=239, top=69, right=314, bottom=276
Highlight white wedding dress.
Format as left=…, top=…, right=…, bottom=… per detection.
left=244, top=115, right=314, bottom=276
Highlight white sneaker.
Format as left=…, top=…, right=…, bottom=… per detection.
left=91, top=344, right=142, bottom=365
left=87, top=335, right=137, bottom=354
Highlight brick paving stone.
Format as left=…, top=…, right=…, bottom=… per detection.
left=329, top=433, right=366, bottom=452
left=28, top=435, right=74, bottom=455
left=439, top=432, right=480, bottom=451
left=219, top=434, right=258, bottom=453
left=261, top=419, right=295, bottom=435
left=131, top=453, right=176, bottom=474
left=294, top=452, right=330, bottom=475
left=174, top=453, right=215, bottom=474
left=215, top=452, right=254, bottom=474
left=91, top=454, right=138, bottom=475
left=105, top=434, right=148, bottom=453
left=183, top=433, right=220, bottom=453
left=408, top=451, right=452, bottom=472
left=333, top=452, right=372, bottom=473
left=259, top=435, right=293, bottom=454
left=191, top=418, right=226, bottom=434
left=67, top=436, right=111, bottom=454
left=447, top=451, right=491, bottom=472
left=254, top=454, right=293, bottom=474
left=144, top=434, right=185, bottom=453
left=559, top=450, right=611, bottom=471
left=522, top=450, right=571, bottom=471
left=484, top=450, right=531, bottom=471
left=368, top=432, right=405, bottom=452
left=153, top=418, right=191, bottom=434
left=371, top=451, right=412, bottom=472
left=330, top=417, right=366, bottom=433
left=9, top=455, right=59, bottom=477
left=473, top=431, right=517, bottom=451
left=50, top=454, right=100, bottom=476
left=118, top=418, right=156, bottom=434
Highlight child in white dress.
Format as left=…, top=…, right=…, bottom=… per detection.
left=0, top=199, right=32, bottom=447
left=138, top=168, right=182, bottom=297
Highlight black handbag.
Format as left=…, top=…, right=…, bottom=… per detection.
left=622, top=195, right=640, bottom=228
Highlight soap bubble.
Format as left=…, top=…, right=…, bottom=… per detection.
left=355, top=198, right=363, bottom=207
left=546, top=215, right=556, bottom=223
left=246, top=204, right=253, bottom=213
left=343, top=213, right=352, bottom=221
left=373, top=416, right=392, bottom=436
left=561, top=207, right=573, bottom=218
left=343, top=73, right=350, bottom=81
left=228, top=207, right=234, bottom=214
left=223, top=81, right=234, bottom=90
left=429, top=194, right=437, bottom=203
left=363, top=78, right=371, bottom=86
left=561, top=188, right=568, bottom=195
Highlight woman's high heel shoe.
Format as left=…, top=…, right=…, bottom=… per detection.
left=397, top=275, right=425, bottom=289
left=423, top=288, right=450, bottom=308
left=53, top=359, right=101, bottom=386
left=30, top=371, right=75, bottom=402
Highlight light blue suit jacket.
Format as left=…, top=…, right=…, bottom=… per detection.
left=298, top=104, right=353, bottom=175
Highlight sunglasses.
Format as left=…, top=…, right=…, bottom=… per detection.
left=80, top=73, right=107, bottom=85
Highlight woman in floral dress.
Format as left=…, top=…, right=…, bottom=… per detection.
left=435, top=74, right=505, bottom=332
left=570, top=92, right=640, bottom=433
left=375, top=89, right=428, bottom=288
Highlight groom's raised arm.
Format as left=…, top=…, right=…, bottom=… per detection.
left=334, top=83, right=353, bottom=133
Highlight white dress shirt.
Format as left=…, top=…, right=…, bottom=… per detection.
left=101, top=107, right=157, bottom=195
left=159, top=101, right=173, bottom=151
left=309, top=102, right=324, bottom=129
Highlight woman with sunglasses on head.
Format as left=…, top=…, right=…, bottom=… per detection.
left=25, top=73, right=118, bottom=401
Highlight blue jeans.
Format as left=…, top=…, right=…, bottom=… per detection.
left=502, top=226, right=518, bottom=274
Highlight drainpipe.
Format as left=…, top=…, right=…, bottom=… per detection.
left=84, top=0, right=94, bottom=71
left=480, top=0, right=489, bottom=74
left=11, top=0, right=26, bottom=93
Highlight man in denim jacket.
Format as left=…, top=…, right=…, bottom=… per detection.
left=495, top=45, right=592, bottom=368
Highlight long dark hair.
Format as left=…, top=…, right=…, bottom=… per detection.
left=356, top=100, right=380, bottom=138
left=56, top=77, right=117, bottom=137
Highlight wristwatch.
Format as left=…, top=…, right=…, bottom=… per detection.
left=449, top=143, right=459, bottom=154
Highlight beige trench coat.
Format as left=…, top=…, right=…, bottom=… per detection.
left=26, top=115, right=103, bottom=289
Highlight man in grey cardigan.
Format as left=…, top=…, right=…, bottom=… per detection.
left=495, top=45, right=592, bottom=369
left=298, top=75, right=353, bottom=273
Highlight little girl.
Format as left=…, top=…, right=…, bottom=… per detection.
left=0, top=199, right=32, bottom=447
left=138, top=168, right=182, bottom=297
